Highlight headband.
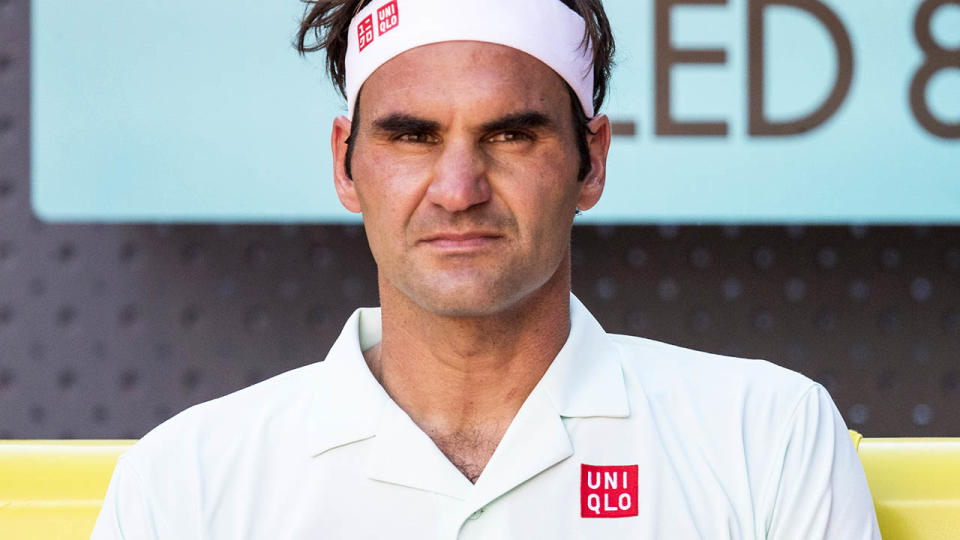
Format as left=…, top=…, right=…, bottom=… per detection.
left=344, top=0, right=596, bottom=119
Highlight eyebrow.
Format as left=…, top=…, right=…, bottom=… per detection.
left=480, top=111, right=554, bottom=133
left=369, top=111, right=555, bottom=136
left=371, top=114, right=441, bottom=135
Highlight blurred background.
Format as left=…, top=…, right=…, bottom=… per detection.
left=1, top=0, right=958, bottom=439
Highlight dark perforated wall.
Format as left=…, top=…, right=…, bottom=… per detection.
left=1, top=1, right=958, bottom=439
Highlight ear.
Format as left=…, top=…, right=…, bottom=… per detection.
left=576, top=114, right=611, bottom=212
left=331, top=115, right=362, bottom=213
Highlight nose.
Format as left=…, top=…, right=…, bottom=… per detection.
left=425, top=138, right=491, bottom=212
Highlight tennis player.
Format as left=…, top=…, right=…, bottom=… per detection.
left=92, top=0, right=881, bottom=537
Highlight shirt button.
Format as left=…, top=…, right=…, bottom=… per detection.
left=468, top=508, right=484, bottom=520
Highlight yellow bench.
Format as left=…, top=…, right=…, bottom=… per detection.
left=2, top=433, right=959, bottom=539
left=850, top=432, right=960, bottom=539
left=0, top=440, right=131, bottom=540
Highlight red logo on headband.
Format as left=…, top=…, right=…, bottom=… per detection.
left=358, top=14, right=375, bottom=51
left=377, top=1, right=399, bottom=36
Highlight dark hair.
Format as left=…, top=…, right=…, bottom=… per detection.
left=295, top=0, right=615, bottom=181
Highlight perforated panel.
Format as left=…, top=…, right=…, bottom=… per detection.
left=570, top=225, right=960, bottom=437
left=1, top=1, right=958, bottom=438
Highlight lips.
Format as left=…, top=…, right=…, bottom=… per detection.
left=419, top=231, right=502, bottom=250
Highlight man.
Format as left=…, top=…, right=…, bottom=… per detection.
left=92, top=0, right=882, bottom=538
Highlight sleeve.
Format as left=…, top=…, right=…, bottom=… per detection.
left=763, top=384, right=882, bottom=540
left=90, top=456, right=160, bottom=540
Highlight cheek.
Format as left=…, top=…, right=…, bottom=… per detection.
left=352, top=151, right=431, bottom=234
left=497, top=161, right=579, bottom=251
left=518, top=144, right=581, bottom=201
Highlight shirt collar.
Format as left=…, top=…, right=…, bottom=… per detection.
left=307, top=307, right=389, bottom=457
left=306, top=293, right=630, bottom=457
left=539, top=294, right=631, bottom=419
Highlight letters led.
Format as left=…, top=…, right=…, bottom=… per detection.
left=654, top=0, right=856, bottom=138
left=748, top=0, right=854, bottom=136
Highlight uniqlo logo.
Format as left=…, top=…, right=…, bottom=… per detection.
left=580, top=464, right=639, bottom=518
left=377, top=1, right=399, bottom=35
left=358, top=14, right=375, bottom=51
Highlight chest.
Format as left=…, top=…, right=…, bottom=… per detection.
left=192, top=432, right=760, bottom=540
left=430, top=429, right=503, bottom=483
left=209, top=454, right=755, bottom=540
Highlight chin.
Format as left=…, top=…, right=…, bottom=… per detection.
left=413, top=291, right=512, bottom=318
left=387, top=258, right=562, bottom=318
left=405, top=279, right=535, bottom=318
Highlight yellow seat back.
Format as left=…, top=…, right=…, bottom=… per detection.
left=850, top=431, right=960, bottom=539
left=0, top=440, right=133, bottom=540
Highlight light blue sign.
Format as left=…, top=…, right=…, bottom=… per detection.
left=31, top=0, right=960, bottom=223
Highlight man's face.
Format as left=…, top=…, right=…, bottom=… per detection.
left=332, top=41, right=608, bottom=316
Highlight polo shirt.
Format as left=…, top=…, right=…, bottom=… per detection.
left=91, top=294, right=881, bottom=539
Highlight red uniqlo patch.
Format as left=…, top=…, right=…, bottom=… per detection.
left=377, top=0, right=399, bottom=36
left=357, top=14, right=375, bottom=52
left=580, top=464, right=639, bottom=518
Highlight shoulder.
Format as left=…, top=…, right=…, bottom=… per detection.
left=121, top=360, right=330, bottom=476
left=98, top=361, right=336, bottom=535
left=605, top=334, right=845, bottom=498
left=607, top=333, right=822, bottom=433
left=610, top=333, right=816, bottom=397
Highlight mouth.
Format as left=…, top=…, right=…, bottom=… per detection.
left=419, top=232, right=503, bottom=251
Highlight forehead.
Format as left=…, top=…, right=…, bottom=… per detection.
left=358, top=41, right=572, bottom=120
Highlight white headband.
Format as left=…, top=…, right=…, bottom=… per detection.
left=344, top=0, right=596, bottom=119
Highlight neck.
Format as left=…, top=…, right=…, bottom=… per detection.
left=366, top=256, right=572, bottom=444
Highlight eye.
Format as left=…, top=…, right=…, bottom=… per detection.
left=395, top=132, right=437, bottom=144
left=487, top=131, right=533, bottom=143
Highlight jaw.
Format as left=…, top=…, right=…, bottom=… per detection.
left=379, top=245, right=572, bottom=320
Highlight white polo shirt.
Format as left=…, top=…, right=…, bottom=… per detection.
left=92, top=295, right=881, bottom=539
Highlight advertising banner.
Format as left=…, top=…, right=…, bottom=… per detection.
left=31, top=0, right=960, bottom=223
